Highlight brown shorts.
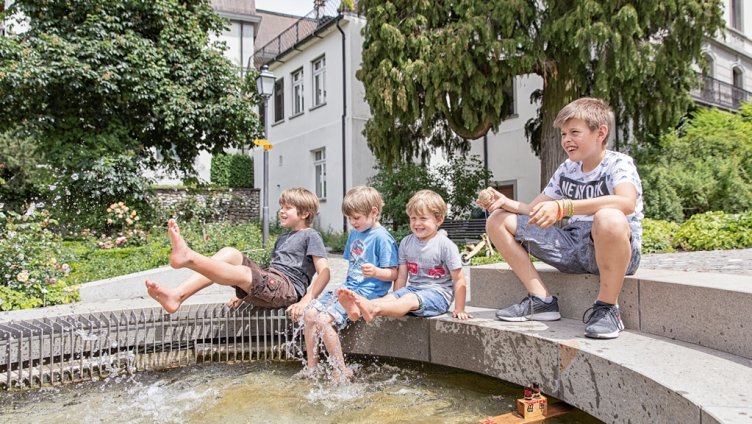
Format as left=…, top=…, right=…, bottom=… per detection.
left=233, top=256, right=299, bottom=308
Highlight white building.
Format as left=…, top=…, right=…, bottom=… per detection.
left=255, top=1, right=752, bottom=233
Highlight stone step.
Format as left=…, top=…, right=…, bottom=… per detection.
left=342, top=308, right=752, bottom=424
left=469, top=263, right=752, bottom=360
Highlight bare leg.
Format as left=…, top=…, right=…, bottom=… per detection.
left=304, top=309, right=352, bottom=383
left=336, top=287, right=360, bottom=321
left=165, top=219, right=253, bottom=289
left=486, top=210, right=550, bottom=297
left=303, top=308, right=322, bottom=370
left=592, top=209, right=631, bottom=305
left=146, top=244, right=247, bottom=313
left=355, top=293, right=419, bottom=323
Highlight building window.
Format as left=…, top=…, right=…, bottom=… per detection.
left=502, top=78, right=516, bottom=116
left=312, top=56, right=326, bottom=107
left=292, top=68, right=304, bottom=115
left=733, top=66, right=744, bottom=107
left=731, top=0, right=743, bottom=31
left=493, top=182, right=516, bottom=201
left=313, top=148, right=326, bottom=199
left=273, top=78, right=284, bottom=122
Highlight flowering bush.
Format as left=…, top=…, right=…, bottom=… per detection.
left=0, top=206, right=78, bottom=310
left=82, top=202, right=149, bottom=249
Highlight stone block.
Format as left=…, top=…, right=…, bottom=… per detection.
left=638, top=272, right=752, bottom=360
left=341, top=317, right=430, bottom=362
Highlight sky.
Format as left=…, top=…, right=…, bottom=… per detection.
left=255, top=0, right=313, bottom=17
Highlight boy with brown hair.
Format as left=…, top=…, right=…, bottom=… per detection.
left=146, top=187, right=330, bottom=319
left=303, top=186, right=399, bottom=382
left=338, top=189, right=471, bottom=323
left=478, top=97, right=643, bottom=339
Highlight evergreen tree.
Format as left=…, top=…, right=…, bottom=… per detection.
left=357, top=0, right=724, bottom=187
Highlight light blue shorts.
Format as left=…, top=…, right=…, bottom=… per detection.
left=392, top=286, right=451, bottom=318
left=515, top=214, right=641, bottom=275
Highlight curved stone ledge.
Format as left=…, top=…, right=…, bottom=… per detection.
left=341, top=308, right=752, bottom=424
left=3, top=299, right=752, bottom=423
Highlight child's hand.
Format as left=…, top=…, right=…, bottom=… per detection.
left=227, top=296, right=243, bottom=309
left=453, top=309, right=472, bottom=320
left=361, top=263, right=377, bottom=277
left=476, top=187, right=496, bottom=210
left=529, top=201, right=560, bottom=228
left=287, top=299, right=310, bottom=321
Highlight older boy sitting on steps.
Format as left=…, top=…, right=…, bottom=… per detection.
left=303, top=186, right=398, bottom=381
left=146, top=187, right=330, bottom=320
left=478, top=97, right=643, bottom=339
left=338, top=190, right=471, bottom=323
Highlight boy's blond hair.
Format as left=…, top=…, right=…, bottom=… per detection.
left=553, top=97, right=615, bottom=144
left=341, top=186, right=384, bottom=220
left=279, top=187, right=319, bottom=226
left=406, top=190, right=447, bottom=220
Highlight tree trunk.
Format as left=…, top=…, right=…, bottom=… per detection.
left=538, top=77, right=573, bottom=191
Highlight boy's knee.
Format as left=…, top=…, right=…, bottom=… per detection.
left=303, top=308, right=319, bottom=325
left=486, top=210, right=514, bottom=234
left=592, top=209, right=629, bottom=239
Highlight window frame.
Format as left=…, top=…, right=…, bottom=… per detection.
left=292, top=68, right=305, bottom=117
left=311, top=56, right=326, bottom=108
left=273, top=78, right=285, bottom=123
left=313, top=148, right=327, bottom=200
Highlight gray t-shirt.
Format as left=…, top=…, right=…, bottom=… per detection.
left=269, top=228, right=328, bottom=297
left=399, top=233, right=463, bottom=304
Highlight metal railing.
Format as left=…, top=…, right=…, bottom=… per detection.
left=0, top=304, right=301, bottom=390
left=693, top=73, right=752, bottom=111
left=252, top=0, right=345, bottom=69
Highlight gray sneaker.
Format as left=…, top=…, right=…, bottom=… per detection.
left=495, top=295, right=561, bottom=322
left=582, top=302, right=625, bottom=339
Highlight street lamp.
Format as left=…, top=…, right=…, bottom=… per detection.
left=256, top=64, right=275, bottom=248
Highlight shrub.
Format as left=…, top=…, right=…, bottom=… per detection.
left=673, top=211, right=752, bottom=251
left=48, top=154, right=155, bottom=234
left=636, top=106, right=752, bottom=221
left=0, top=207, right=78, bottom=310
left=211, top=153, right=253, bottom=188
left=320, top=229, right=348, bottom=253
left=641, top=218, right=680, bottom=254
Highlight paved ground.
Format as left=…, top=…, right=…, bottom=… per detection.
left=639, top=248, right=752, bottom=275
left=327, top=248, right=752, bottom=281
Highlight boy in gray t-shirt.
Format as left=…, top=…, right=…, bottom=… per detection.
left=338, top=190, right=471, bottom=322
left=146, top=188, right=329, bottom=318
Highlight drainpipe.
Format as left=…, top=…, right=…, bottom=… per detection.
left=337, top=18, right=347, bottom=233
left=483, top=134, right=489, bottom=186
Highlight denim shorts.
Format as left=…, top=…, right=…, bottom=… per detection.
left=392, top=286, right=451, bottom=318
left=312, top=290, right=351, bottom=330
left=515, top=214, right=641, bottom=275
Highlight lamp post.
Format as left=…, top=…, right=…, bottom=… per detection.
left=256, top=64, right=275, bottom=248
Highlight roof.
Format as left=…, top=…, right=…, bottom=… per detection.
left=255, top=9, right=306, bottom=50
left=210, top=0, right=257, bottom=15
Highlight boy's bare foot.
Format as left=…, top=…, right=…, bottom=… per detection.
left=336, top=287, right=361, bottom=321
left=330, top=364, right=354, bottom=385
left=145, top=280, right=182, bottom=313
left=354, top=296, right=378, bottom=323
left=167, top=219, right=193, bottom=269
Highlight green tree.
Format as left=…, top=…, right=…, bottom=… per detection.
left=636, top=104, right=752, bottom=221
left=0, top=0, right=262, bottom=174
left=436, top=155, right=492, bottom=219
left=368, top=163, right=447, bottom=229
left=356, top=1, right=723, bottom=187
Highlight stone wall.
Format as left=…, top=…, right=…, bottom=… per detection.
left=152, top=187, right=260, bottom=223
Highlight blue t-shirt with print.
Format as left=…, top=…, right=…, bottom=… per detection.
left=342, top=225, right=399, bottom=299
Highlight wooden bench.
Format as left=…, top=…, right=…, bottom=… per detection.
left=440, top=219, right=487, bottom=245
